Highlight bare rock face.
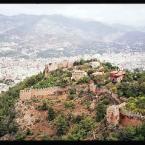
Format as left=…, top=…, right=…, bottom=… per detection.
left=15, top=99, right=42, bottom=131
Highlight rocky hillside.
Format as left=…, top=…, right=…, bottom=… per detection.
left=1, top=59, right=145, bottom=140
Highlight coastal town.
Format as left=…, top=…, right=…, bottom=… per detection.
left=1, top=51, right=145, bottom=94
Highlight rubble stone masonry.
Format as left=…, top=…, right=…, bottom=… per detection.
left=20, top=87, right=67, bottom=101
left=106, top=103, right=145, bottom=127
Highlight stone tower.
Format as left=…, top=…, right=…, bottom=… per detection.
left=106, top=105, right=120, bottom=126
left=44, top=64, right=49, bottom=78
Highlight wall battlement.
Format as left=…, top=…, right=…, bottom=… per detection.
left=44, top=60, right=73, bottom=78
left=20, top=87, right=67, bottom=101
left=120, top=108, right=145, bottom=121
left=106, top=103, right=145, bottom=127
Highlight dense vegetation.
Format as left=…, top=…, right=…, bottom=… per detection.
left=108, top=123, right=145, bottom=141
left=124, top=96, right=145, bottom=115
left=33, top=69, right=72, bottom=88
left=117, top=70, right=145, bottom=98
left=95, top=98, right=110, bottom=122
left=0, top=72, right=44, bottom=137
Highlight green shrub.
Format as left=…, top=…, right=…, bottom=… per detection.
left=67, top=125, right=86, bottom=140
left=26, top=128, right=33, bottom=136
left=77, top=76, right=90, bottom=84
left=54, top=114, right=69, bottom=136
left=79, top=116, right=96, bottom=132
left=114, top=124, right=145, bottom=141
left=15, top=132, right=27, bottom=140
left=64, top=101, right=75, bottom=109
left=95, top=101, right=107, bottom=122
left=68, top=87, right=77, bottom=100
left=72, top=115, right=83, bottom=124
left=66, top=116, right=95, bottom=140
left=78, top=89, right=84, bottom=98
left=47, top=107, right=56, bottom=121
left=36, top=102, right=48, bottom=111
left=69, top=87, right=76, bottom=95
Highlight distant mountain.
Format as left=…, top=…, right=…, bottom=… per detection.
left=110, top=23, right=138, bottom=32
left=116, top=31, right=145, bottom=44
left=0, top=14, right=144, bottom=58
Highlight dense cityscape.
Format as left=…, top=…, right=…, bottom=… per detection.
left=1, top=51, right=145, bottom=94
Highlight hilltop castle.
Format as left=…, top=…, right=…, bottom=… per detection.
left=44, top=60, right=73, bottom=78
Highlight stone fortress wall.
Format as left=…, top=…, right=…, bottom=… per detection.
left=20, top=87, right=67, bottom=101
left=119, top=107, right=145, bottom=127
left=106, top=102, right=145, bottom=127
left=20, top=60, right=74, bottom=101
left=44, top=60, right=74, bottom=78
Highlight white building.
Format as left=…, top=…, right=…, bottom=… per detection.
left=71, top=70, right=87, bottom=81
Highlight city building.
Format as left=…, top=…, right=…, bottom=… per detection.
left=110, top=70, right=125, bottom=83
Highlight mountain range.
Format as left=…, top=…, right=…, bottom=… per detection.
left=0, top=14, right=145, bottom=58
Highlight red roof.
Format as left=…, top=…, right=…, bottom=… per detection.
left=110, top=70, right=125, bottom=77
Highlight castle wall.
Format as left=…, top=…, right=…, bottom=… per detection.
left=20, top=90, right=32, bottom=100
left=20, top=87, right=62, bottom=101
left=106, top=103, right=145, bottom=127
left=120, top=113, right=143, bottom=127
left=106, top=105, right=120, bottom=126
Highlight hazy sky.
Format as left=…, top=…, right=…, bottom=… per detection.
left=0, top=4, right=145, bottom=27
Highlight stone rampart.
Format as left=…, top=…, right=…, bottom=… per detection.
left=20, top=87, right=64, bottom=101
left=106, top=103, right=145, bottom=127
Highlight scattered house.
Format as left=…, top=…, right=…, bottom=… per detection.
left=71, top=70, right=87, bottom=81
left=110, top=70, right=125, bottom=83
left=92, top=71, right=104, bottom=77
left=89, top=61, right=100, bottom=68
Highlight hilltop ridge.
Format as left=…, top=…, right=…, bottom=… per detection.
left=1, top=58, right=145, bottom=140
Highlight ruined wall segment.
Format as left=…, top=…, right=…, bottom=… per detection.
left=44, top=60, right=74, bottom=78
left=19, top=87, right=67, bottom=101
left=106, top=102, right=145, bottom=127
left=119, top=107, right=145, bottom=127
left=106, top=105, right=120, bottom=126
left=120, top=113, right=143, bottom=127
